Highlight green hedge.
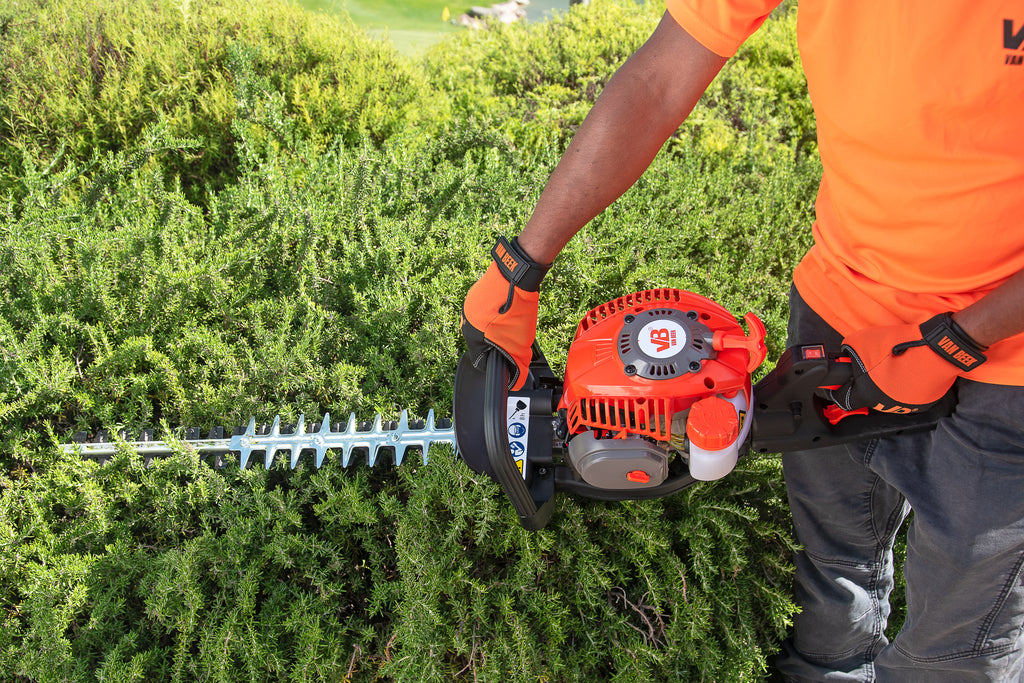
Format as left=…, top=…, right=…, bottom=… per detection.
left=1, top=0, right=823, bottom=679
left=421, top=0, right=656, bottom=150
left=0, top=0, right=436, bottom=204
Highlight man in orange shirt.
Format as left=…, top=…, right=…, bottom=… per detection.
left=462, top=1, right=1024, bottom=679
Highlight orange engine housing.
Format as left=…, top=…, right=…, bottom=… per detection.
left=557, top=288, right=766, bottom=442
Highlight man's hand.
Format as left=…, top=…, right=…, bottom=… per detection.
left=826, top=313, right=988, bottom=413
left=461, top=237, right=551, bottom=390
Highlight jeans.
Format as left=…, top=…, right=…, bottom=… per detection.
left=774, top=287, right=1024, bottom=682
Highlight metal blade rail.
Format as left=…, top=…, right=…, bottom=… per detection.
left=62, top=410, right=456, bottom=469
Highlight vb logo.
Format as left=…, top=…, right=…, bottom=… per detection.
left=1006, top=19, right=1024, bottom=49
left=637, top=320, right=687, bottom=359
left=649, top=328, right=678, bottom=353
left=1005, top=19, right=1024, bottom=65
left=872, top=403, right=917, bottom=415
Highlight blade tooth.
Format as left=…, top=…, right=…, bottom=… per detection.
left=312, top=413, right=330, bottom=468
left=397, top=410, right=410, bottom=432
left=246, top=418, right=257, bottom=436
left=369, top=444, right=380, bottom=467
left=425, top=409, right=435, bottom=431
left=371, top=414, right=383, bottom=434
left=422, top=441, right=431, bottom=466
left=291, top=415, right=306, bottom=469
left=315, top=413, right=331, bottom=468
left=239, top=446, right=253, bottom=470
left=265, top=446, right=276, bottom=469
left=270, top=415, right=281, bottom=436
left=343, top=414, right=358, bottom=467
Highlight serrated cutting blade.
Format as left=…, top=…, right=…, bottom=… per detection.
left=63, top=409, right=456, bottom=468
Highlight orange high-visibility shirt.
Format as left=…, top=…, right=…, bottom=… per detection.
left=666, top=0, right=1024, bottom=385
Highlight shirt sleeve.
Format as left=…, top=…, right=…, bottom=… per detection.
left=665, top=0, right=784, bottom=57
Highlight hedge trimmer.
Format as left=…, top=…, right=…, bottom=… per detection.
left=62, top=288, right=953, bottom=529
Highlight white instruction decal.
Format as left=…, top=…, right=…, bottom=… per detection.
left=506, top=396, right=530, bottom=480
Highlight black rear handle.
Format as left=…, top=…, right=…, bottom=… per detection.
left=750, top=345, right=955, bottom=454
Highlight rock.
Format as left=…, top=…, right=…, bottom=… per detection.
left=467, top=0, right=527, bottom=24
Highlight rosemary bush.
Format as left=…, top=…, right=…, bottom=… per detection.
left=1, top=1, right=824, bottom=679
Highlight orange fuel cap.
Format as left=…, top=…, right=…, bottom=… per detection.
left=686, top=396, right=739, bottom=450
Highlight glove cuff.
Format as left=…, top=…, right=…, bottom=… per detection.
left=491, top=236, right=551, bottom=292
left=919, top=312, right=988, bottom=372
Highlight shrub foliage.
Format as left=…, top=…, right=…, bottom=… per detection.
left=0, top=0, right=820, bottom=680
left=0, top=0, right=433, bottom=204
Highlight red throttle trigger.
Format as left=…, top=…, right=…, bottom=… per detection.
left=712, top=312, right=768, bottom=373
left=816, top=354, right=864, bottom=425
left=823, top=403, right=870, bottom=426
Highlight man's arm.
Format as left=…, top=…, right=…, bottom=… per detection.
left=516, top=12, right=728, bottom=263
left=460, top=12, right=727, bottom=388
left=953, top=267, right=1024, bottom=348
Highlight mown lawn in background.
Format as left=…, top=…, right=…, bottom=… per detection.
left=295, top=0, right=569, bottom=53
left=296, top=0, right=457, bottom=54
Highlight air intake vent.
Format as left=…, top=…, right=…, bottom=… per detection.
left=646, top=363, right=678, bottom=378
left=575, top=289, right=686, bottom=337
left=566, top=396, right=672, bottom=440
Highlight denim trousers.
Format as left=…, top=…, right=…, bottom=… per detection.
left=774, top=287, right=1024, bottom=682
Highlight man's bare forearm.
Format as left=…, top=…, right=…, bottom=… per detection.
left=516, top=12, right=728, bottom=264
left=953, top=266, right=1024, bottom=348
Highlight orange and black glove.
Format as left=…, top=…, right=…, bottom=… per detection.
left=461, top=237, right=551, bottom=390
left=825, top=312, right=987, bottom=414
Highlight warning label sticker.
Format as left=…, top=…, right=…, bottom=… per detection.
left=506, top=396, right=530, bottom=480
